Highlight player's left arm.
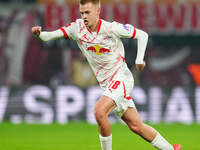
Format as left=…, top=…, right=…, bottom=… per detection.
left=111, top=22, right=148, bottom=71
left=133, top=28, right=148, bottom=71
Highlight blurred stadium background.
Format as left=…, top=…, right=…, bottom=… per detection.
left=0, top=0, right=200, bottom=149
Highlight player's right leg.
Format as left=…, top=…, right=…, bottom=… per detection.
left=94, top=95, right=116, bottom=150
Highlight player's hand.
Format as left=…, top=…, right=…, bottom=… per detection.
left=136, top=61, right=146, bottom=71
left=32, top=26, right=42, bottom=36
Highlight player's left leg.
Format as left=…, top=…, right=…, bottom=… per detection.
left=121, top=107, right=175, bottom=150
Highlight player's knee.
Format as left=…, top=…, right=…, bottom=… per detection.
left=94, top=107, right=106, bottom=122
left=129, top=123, right=143, bottom=135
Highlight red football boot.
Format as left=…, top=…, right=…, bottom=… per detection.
left=173, top=144, right=182, bottom=150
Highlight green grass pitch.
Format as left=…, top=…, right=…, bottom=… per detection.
left=0, top=122, right=199, bottom=150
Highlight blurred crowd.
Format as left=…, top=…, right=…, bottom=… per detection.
left=0, top=0, right=200, bottom=88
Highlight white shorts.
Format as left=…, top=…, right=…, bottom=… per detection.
left=103, top=69, right=136, bottom=117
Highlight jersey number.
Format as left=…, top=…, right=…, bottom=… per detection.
left=111, top=81, right=120, bottom=89
left=108, top=80, right=121, bottom=92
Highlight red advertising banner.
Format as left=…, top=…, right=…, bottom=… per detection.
left=43, top=2, right=200, bottom=34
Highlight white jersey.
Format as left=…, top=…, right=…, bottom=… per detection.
left=59, top=19, right=136, bottom=90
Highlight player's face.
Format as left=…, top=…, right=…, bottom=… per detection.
left=80, top=2, right=100, bottom=29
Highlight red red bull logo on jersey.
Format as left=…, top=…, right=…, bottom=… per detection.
left=87, top=45, right=111, bottom=55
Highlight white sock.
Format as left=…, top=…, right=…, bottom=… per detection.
left=99, top=134, right=112, bottom=150
left=151, top=132, right=174, bottom=150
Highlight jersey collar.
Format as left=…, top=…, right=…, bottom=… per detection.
left=86, top=19, right=102, bottom=34
left=97, top=19, right=102, bottom=33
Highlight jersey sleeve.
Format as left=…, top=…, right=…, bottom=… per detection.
left=111, top=21, right=136, bottom=39
left=59, top=22, right=78, bottom=40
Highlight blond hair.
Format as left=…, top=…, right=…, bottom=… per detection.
left=79, top=0, right=100, bottom=7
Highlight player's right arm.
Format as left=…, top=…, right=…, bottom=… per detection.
left=32, top=26, right=64, bottom=41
